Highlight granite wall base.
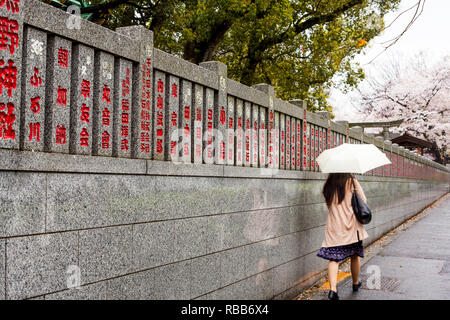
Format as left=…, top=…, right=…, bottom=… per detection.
left=0, top=157, right=447, bottom=300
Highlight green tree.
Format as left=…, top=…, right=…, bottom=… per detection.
left=47, top=0, right=401, bottom=115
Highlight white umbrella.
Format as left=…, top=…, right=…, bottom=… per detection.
left=316, top=143, right=391, bottom=174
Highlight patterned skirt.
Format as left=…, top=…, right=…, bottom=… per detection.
left=317, top=240, right=364, bottom=262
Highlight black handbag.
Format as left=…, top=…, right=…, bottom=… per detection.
left=351, top=178, right=372, bottom=225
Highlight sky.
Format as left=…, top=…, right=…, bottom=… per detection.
left=329, top=0, right=450, bottom=121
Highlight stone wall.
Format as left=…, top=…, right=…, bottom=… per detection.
left=0, top=0, right=448, bottom=300
left=0, top=151, right=447, bottom=300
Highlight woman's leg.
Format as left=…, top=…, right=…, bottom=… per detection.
left=328, top=261, right=339, bottom=292
left=350, top=255, right=360, bottom=284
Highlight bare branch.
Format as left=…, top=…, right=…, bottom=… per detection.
left=365, top=0, right=426, bottom=65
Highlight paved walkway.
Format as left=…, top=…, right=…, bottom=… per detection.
left=300, top=193, right=450, bottom=300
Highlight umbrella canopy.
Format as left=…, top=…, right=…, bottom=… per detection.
left=316, top=143, right=391, bottom=174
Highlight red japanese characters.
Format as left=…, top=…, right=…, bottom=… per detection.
left=155, top=75, right=164, bottom=157
left=0, top=16, right=19, bottom=55
left=79, top=79, right=90, bottom=148
left=0, top=1, right=21, bottom=146
left=0, top=101, right=15, bottom=139
left=140, top=58, right=152, bottom=155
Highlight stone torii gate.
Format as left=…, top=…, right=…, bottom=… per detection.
left=348, top=119, right=404, bottom=140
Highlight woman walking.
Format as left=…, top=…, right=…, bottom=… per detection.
left=317, top=173, right=369, bottom=300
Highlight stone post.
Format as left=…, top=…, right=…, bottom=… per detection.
left=21, top=26, right=45, bottom=151
left=285, top=114, right=291, bottom=169
left=412, top=150, right=417, bottom=179
left=253, top=84, right=275, bottom=169
left=382, top=126, right=390, bottom=140
left=289, top=99, right=306, bottom=170
left=407, top=150, right=414, bottom=178
left=392, top=143, right=399, bottom=177
left=287, top=100, right=305, bottom=171
left=279, top=113, right=285, bottom=170
left=418, top=155, right=423, bottom=180
left=92, top=51, right=115, bottom=157
left=203, top=87, right=215, bottom=164
left=243, top=101, right=252, bottom=167
left=317, top=112, right=330, bottom=156
left=375, top=136, right=384, bottom=176
left=290, top=100, right=310, bottom=170
left=364, top=134, right=375, bottom=175
left=326, top=120, right=331, bottom=150
left=193, top=83, right=204, bottom=164
left=412, top=153, right=419, bottom=179
left=180, top=79, right=192, bottom=163
left=351, top=126, right=363, bottom=144
left=399, top=146, right=405, bottom=178
left=112, top=58, right=133, bottom=158
left=152, top=70, right=167, bottom=161
left=116, top=25, right=154, bottom=159
left=226, top=95, right=235, bottom=166
left=290, top=114, right=296, bottom=170
left=165, top=75, right=180, bottom=162
left=70, top=44, right=95, bottom=155
left=305, top=114, right=310, bottom=170
left=384, top=140, right=392, bottom=177
left=44, top=35, right=72, bottom=153
left=199, top=61, right=227, bottom=165
left=310, top=121, right=315, bottom=171
left=290, top=99, right=306, bottom=170
left=406, top=149, right=411, bottom=178
left=234, top=98, right=244, bottom=166
left=405, top=149, right=411, bottom=178
left=295, top=116, right=302, bottom=171
left=336, top=121, right=349, bottom=143
left=250, top=103, right=259, bottom=168
left=273, top=110, right=280, bottom=169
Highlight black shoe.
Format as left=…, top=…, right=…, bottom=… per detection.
left=352, top=281, right=362, bottom=292
left=328, top=290, right=339, bottom=300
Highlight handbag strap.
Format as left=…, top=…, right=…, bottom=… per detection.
left=351, top=177, right=356, bottom=193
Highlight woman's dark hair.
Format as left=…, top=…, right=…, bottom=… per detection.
left=322, top=173, right=354, bottom=207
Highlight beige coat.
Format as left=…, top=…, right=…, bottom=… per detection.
left=322, top=178, right=369, bottom=248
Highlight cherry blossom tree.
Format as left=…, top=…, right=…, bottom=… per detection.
left=355, top=54, right=450, bottom=164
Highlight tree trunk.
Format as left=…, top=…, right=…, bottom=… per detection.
left=183, top=19, right=233, bottom=64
